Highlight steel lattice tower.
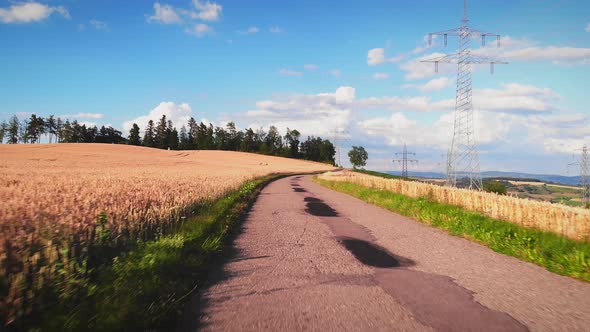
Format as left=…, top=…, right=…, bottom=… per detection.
left=569, top=146, right=590, bottom=203
left=393, top=143, right=418, bottom=178
left=422, top=0, right=507, bottom=190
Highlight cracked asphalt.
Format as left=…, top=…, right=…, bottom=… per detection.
left=179, top=175, right=590, bottom=331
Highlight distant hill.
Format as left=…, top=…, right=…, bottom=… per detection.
left=384, top=170, right=581, bottom=186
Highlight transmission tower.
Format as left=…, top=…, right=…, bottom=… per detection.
left=421, top=0, right=507, bottom=190
left=568, top=146, right=590, bottom=203
left=393, top=143, right=418, bottom=178
left=332, top=127, right=349, bottom=167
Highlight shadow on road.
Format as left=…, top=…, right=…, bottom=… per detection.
left=304, top=197, right=338, bottom=217
left=337, top=237, right=414, bottom=268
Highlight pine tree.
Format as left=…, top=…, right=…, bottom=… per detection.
left=143, top=120, right=155, bottom=147
left=128, top=123, right=142, bottom=146
left=155, top=115, right=168, bottom=149
left=46, top=115, right=57, bottom=143
left=0, top=120, right=7, bottom=144
left=7, top=115, right=19, bottom=144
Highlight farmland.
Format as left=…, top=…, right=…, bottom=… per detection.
left=0, top=144, right=334, bottom=328
left=319, top=171, right=590, bottom=240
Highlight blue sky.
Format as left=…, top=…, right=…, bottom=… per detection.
left=1, top=0, right=589, bottom=175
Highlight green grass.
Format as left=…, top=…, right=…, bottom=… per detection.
left=316, top=178, right=590, bottom=282
left=29, top=175, right=281, bottom=332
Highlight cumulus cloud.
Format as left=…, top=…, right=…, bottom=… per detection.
left=148, top=3, right=182, bottom=24
left=373, top=73, right=390, bottom=80
left=123, top=102, right=193, bottom=133
left=0, top=2, right=69, bottom=23
left=418, top=77, right=452, bottom=92
left=476, top=36, right=590, bottom=64
left=367, top=48, right=403, bottom=66
left=278, top=68, right=303, bottom=76
left=186, top=23, right=213, bottom=37
left=191, top=0, right=222, bottom=21
left=246, top=87, right=355, bottom=137
left=399, top=52, right=453, bottom=80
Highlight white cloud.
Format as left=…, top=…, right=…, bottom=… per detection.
left=191, top=0, right=222, bottom=21
left=186, top=23, right=213, bottom=37
left=367, top=48, right=403, bottom=66
left=0, top=2, right=69, bottom=23
left=246, top=87, right=355, bottom=137
left=269, top=26, right=283, bottom=34
left=330, top=69, right=342, bottom=77
left=61, top=113, right=105, bottom=119
left=148, top=3, right=182, bottom=24
left=79, top=121, right=98, bottom=128
left=475, top=36, right=590, bottom=64
left=373, top=73, right=390, bottom=80
left=90, top=19, right=108, bottom=31
left=238, top=26, right=259, bottom=35
left=278, top=68, right=303, bottom=76
left=123, top=102, right=193, bottom=133
left=304, top=64, right=319, bottom=70
left=418, top=77, right=452, bottom=92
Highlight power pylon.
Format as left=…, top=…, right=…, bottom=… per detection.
left=568, top=146, right=590, bottom=203
left=393, top=143, right=418, bottom=178
left=332, top=126, right=350, bottom=167
left=421, top=0, right=507, bottom=190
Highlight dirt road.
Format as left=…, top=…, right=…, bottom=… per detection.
left=180, top=175, right=590, bottom=331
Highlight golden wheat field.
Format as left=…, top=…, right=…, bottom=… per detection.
left=319, top=171, right=590, bottom=241
left=0, top=144, right=335, bottom=319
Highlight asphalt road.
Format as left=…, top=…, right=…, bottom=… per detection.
left=179, top=175, right=590, bottom=331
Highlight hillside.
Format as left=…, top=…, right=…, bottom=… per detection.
left=385, top=170, right=581, bottom=186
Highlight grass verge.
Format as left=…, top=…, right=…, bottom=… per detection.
left=30, top=174, right=281, bottom=332
left=315, top=178, right=590, bottom=282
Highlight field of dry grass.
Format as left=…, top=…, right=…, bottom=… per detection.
left=0, top=144, right=334, bottom=323
left=319, top=171, right=590, bottom=241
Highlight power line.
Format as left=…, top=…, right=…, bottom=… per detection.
left=421, top=0, right=507, bottom=190
left=393, top=143, right=418, bottom=178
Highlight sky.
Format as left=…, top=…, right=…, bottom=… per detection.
left=1, top=0, right=589, bottom=175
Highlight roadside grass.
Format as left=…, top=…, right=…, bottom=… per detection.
left=316, top=178, right=590, bottom=282
left=31, top=175, right=280, bottom=332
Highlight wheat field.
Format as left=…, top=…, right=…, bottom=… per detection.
left=0, top=144, right=334, bottom=322
left=318, top=171, right=590, bottom=241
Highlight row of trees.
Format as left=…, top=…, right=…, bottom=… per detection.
left=0, top=114, right=125, bottom=145
left=0, top=114, right=336, bottom=164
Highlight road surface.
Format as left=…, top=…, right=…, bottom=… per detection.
left=180, top=175, right=590, bottom=331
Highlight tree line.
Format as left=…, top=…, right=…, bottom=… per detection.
left=0, top=114, right=336, bottom=164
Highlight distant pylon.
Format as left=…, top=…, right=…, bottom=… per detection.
left=569, top=146, right=590, bottom=203
left=332, top=126, right=349, bottom=167
left=421, top=0, right=507, bottom=190
left=393, top=143, right=418, bottom=178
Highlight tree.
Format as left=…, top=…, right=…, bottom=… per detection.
left=348, top=146, right=368, bottom=169
left=155, top=115, right=168, bottom=149
left=179, top=125, right=191, bottom=150
left=46, top=115, right=57, bottom=143
left=283, top=128, right=300, bottom=158
left=143, top=120, right=155, bottom=147
left=128, top=123, right=142, bottom=146
left=483, top=181, right=507, bottom=195
left=56, top=117, right=63, bottom=143
left=300, top=136, right=335, bottom=165
left=7, top=115, right=19, bottom=144
left=265, top=125, right=282, bottom=155
left=0, top=120, right=7, bottom=144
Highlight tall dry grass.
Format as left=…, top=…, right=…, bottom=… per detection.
left=0, top=144, right=334, bottom=324
left=319, top=171, right=590, bottom=241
